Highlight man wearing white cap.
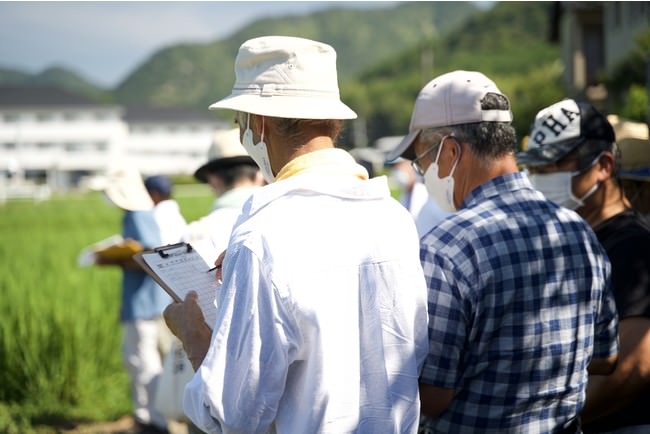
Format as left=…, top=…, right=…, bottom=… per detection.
left=518, top=101, right=650, bottom=433
left=184, top=128, right=261, bottom=264
left=163, top=36, right=428, bottom=433
left=386, top=70, right=619, bottom=433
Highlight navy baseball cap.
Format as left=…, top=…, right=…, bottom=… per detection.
left=517, top=99, right=615, bottom=167
left=144, top=175, right=172, bottom=195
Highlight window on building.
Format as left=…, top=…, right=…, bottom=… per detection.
left=95, top=142, right=108, bottom=151
left=3, top=143, right=16, bottom=150
left=36, top=142, right=53, bottom=149
left=583, top=23, right=604, bottom=86
left=3, top=113, right=19, bottom=123
left=63, top=112, right=79, bottom=121
left=613, top=2, right=622, bottom=28
left=64, top=143, right=82, bottom=152
left=36, top=113, right=53, bottom=122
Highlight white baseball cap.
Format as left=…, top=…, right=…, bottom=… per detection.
left=387, top=70, right=512, bottom=161
left=209, top=36, right=357, bottom=120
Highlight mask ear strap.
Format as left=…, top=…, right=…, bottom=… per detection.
left=246, top=113, right=251, bottom=131
left=433, top=137, right=445, bottom=163
left=260, top=116, right=265, bottom=143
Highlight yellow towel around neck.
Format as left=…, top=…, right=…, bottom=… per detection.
left=275, top=148, right=369, bottom=182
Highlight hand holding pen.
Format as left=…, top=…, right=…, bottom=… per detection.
left=207, top=250, right=227, bottom=283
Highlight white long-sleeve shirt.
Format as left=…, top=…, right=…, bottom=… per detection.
left=152, top=199, right=187, bottom=245
left=184, top=172, right=428, bottom=434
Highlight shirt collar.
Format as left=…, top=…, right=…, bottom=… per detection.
left=460, top=172, right=534, bottom=210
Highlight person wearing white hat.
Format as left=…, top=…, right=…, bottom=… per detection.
left=387, top=71, right=618, bottom=433
left=183, top=127, right=262, bottom=264
left=518, top=103, right=650, bottom=433
left=95, top=165, right=173, bottom=434
left=163, top=36, right=428, bottom=434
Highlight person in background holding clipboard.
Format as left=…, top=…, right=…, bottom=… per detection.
left=163, top=36, right=429, bottom=434
left=95, top=165, right=173, bottom=434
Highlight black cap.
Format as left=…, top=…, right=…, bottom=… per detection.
left=517, top=99, right=615, bottom=167
left=193, top=156, right=257, bottom=183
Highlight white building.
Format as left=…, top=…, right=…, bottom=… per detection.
left=0, top=86, right=226, bottom=193
left=551, top=2, right=650, bottom=99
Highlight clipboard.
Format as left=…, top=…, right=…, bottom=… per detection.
left=134, top=242, right=219, bottom=329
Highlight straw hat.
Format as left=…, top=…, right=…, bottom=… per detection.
left=193, top=128, right=257, bottom=183
left=209, top=36, right=357, bottom=120
left=608, top=115, right=650, bottom=171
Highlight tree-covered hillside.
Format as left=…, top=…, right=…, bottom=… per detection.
left=342, top=1, right=564, bottom=143
left=0, top=1, right=576, bottom=144
left=0, top=66, right=113, bottom=103
left=113, top=2, right=479, bottom=111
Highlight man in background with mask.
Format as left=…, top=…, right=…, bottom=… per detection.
left=163, top=35, right=428, bottom=434
left=387, top=70, right=619, bottom=433
left=388, top=157, right=448, bottom=237
left=518, top=99, right=650, bottom=433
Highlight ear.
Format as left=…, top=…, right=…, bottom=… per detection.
left=596, top=152, right=615, bottom=181
left=251, top=114, right=265, bottom=135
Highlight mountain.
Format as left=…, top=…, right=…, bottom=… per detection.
left=0, top=66, right=113, bottom=103
left=113, top=2, right=480, bottom=113
left=343, top=1, right=564, bottom=140
left=0, top=1, right=563, bottom=141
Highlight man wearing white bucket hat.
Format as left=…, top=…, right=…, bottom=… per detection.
left=163, top=36, right=428, bottom=433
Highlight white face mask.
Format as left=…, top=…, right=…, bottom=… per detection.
left=242, top=113, right=274, bottom=183
left=527, top=153, right=602, bottom=210
left=422, top=142, right=459, bottom=213
left=528, top=171, right=599, bottom=210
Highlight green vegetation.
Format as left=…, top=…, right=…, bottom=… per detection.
left=343, top=1, right=564, bottom=144
left=2, top=1, right=647, bottom=140
left=606, top=28, right=650, bottom=122
left=113, top=2, right=478, bottom=112
left=0, top=191, right=212, bottom=433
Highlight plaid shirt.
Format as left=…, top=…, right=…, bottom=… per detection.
left=419, top=172, right=618, bottom=434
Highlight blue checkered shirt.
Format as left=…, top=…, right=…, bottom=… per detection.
left=419, top=172, right=618, bottom=433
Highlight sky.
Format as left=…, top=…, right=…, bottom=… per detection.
left=0, top=1, right=403, bottom=88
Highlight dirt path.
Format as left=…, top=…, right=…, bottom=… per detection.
left=60, top=416, right=189, bottom=434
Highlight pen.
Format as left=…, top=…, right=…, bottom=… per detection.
left=206, top=264, right=222, bottom=273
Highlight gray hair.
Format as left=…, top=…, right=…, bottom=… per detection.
left=419, top=93, right=517, bottom=166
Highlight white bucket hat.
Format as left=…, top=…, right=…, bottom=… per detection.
left=209, top=36, right=357, bottom=120
left=91, top=164, right=153, bottom=211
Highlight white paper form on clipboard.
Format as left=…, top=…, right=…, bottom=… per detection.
left=134, top=242, right=219, bottom=330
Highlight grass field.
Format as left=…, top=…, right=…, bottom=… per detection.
left=0, top=187, right=213, bottom=433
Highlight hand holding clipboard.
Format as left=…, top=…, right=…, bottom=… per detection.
left=134, top=242, right=220, bottom=329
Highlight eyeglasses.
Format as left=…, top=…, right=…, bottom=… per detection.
left=411, top=134, right=453, bottom=176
